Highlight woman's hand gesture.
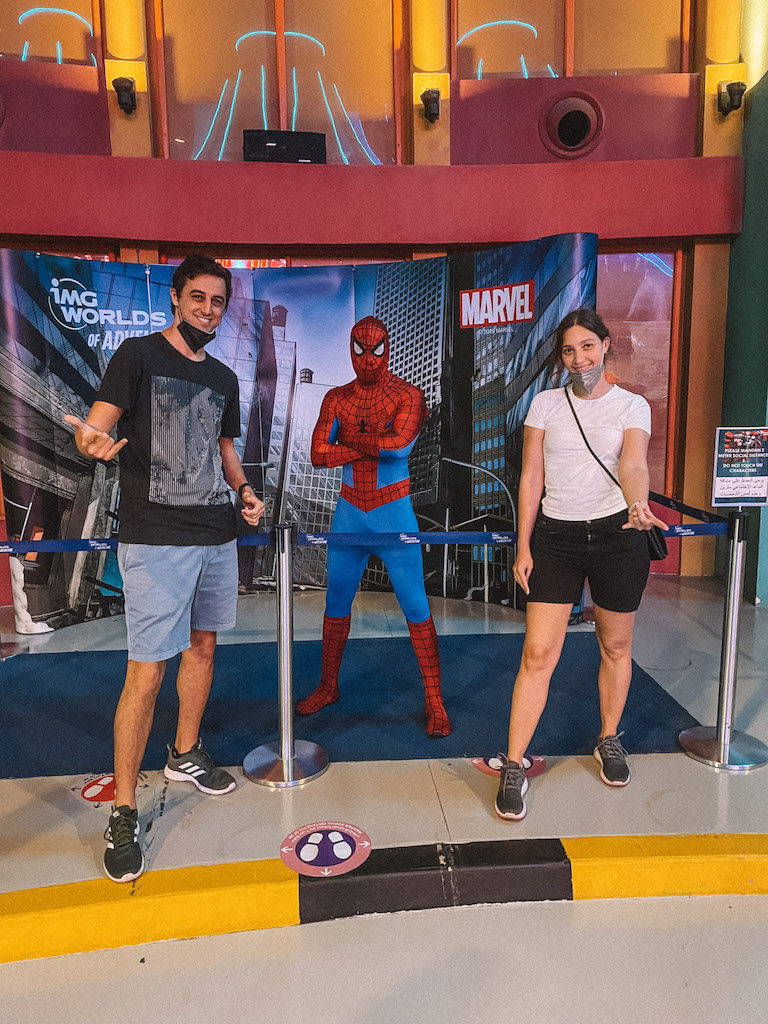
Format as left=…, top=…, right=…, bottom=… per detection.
left=622, top=501, right=668, bottom=533
left=513, top=548, right=534, bottom=595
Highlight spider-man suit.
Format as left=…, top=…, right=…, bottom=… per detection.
left=296, top=316, right=451, bottom=737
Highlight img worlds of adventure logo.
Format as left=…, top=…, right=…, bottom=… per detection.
left=48, top=277, right=168, bottom=350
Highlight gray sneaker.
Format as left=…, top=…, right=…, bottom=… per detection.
left=164, top=739, right=236, bottom=795
left=494, top=754, right=529, bottom=820
left=594, top=732, right=631, bottom=786
left=104, top=805, right=144, bottom=883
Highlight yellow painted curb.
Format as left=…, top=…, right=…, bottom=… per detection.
left=0, top=858, right=299, bottom=964
left=562, top=834, right=768, bottom=900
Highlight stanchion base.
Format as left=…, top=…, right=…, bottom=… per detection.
left=679, top=726, right=768, bottom=771
left=243, top=739, right=330, bottom=788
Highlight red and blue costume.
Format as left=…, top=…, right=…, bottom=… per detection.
left=296, top=316, right=451, bottom=737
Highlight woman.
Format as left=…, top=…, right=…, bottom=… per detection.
left=496, top=308, right=667, bottom=821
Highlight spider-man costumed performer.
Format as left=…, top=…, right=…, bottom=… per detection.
left=296, top=316, right=451, bottom=737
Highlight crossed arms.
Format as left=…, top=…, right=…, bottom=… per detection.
left=311, top=386, right=427, bottom=468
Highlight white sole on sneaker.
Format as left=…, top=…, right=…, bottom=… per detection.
left=163, top=765, right=236, bottom=795
left=494, top=776, right=529, bottom=820
left=104, top=862, right=144, bottom=883
left=594, top=750, right=631, bottom=787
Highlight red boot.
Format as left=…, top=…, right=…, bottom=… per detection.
left=296, top=614, right=351, bottom=715
left=407, top=617, right=451, bottom=737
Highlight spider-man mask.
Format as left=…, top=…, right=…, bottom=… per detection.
left=350, top=316, right=390, bottom=385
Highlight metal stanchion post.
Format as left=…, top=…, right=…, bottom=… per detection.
left=679, top=509, right=768, bottom=770
left=243, top=524, right=330, bottom=787
left=442, top=508, right=449, bottom=599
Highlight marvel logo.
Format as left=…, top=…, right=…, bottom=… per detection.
left=460, top=281, right=535, bottom=328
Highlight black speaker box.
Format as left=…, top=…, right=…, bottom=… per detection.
left=243, top=129, right=326, bottom=164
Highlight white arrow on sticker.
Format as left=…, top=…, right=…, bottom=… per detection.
left=320, top=867, right=332, bottom=876
left=359, top=842, right=370, bottom=847
left=281, top=846, right=294, bottom=853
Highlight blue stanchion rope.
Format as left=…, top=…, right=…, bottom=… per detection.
left=0, top=520, right=728, bottom=555
left=649, top=491, right=728, bottom=524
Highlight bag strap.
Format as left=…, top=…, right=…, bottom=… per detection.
left=563, top=384, right=622, bottom=491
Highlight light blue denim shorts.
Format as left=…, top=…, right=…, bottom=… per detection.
left=117, top=541, right=238, bottom=662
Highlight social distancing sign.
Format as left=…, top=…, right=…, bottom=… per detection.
left=280, top=821, right=372, bottom=877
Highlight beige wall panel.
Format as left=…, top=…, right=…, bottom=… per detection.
left=412, top=72, right=450, bottom=165
left=681, top=243, right=730, bottom=575
left=693, top=0, right=741, bottom=68
left=105, top=59, right=153, bottom=158
left=574, top=0, right=682, bottom=75
left=119, top=245, right=160, bottom=264
left=702, top=62, right=746, bottom=157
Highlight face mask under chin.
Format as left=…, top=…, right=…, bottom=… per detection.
left=569, top=361, right=604, bottom=394
left=177, top=307, right=216, bottom=352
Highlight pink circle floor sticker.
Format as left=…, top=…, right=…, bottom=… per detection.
left=470, top=755, right=547, bottom=779
left=280, top=821, right=372, bottom=878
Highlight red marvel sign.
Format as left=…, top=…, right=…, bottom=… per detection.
left=460, top=280, right=535, bottom=328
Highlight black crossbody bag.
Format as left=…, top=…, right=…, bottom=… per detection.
left=564, top=385, right=668, bottom=561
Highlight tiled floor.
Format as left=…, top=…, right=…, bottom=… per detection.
left=4, top=895, right=768, bottom=1023
left=2, top=576, right=768, bottom=1018
left=5, top=750, right=768, bottom=896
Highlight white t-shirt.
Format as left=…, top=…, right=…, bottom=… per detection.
left=524, top=385, right=651, bottom=521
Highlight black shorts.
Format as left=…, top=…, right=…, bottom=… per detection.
left=527, top=510, right=650, bottom=613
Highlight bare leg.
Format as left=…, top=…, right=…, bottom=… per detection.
left=114, top=659, right=166, bottom=809
left=593, top=605, right=635, bottom=736
left=506, top=603, right=572, bottom=763
left=174, top=629, right=217, bottom=754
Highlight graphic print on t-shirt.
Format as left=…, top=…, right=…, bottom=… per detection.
left=149, top=375, right=229, bottom=507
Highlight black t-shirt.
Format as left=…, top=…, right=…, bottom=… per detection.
left=96, top=332, right=240, bottom=545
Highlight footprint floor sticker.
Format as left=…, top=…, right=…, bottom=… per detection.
left=470, top=755, right=546, bottom=779
left=70, top=772, right=150, bottom=808
left=280, top=821, right=372, bottom=877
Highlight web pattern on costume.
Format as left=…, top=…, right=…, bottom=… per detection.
left=311, top=319, right=427, bottom=513
left=297, top=316, right=452, bottom=736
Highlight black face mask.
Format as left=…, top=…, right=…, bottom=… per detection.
left=177, top=304, right=216, bottom=352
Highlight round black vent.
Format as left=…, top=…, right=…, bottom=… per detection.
left=556, top=109, right=592, bottom=148
left=540, top=95, right=603, bottom=159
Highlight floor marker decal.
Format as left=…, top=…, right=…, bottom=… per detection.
left=281, top=821, right=372, bottom=877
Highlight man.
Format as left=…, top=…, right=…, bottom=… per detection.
left=296, top=315, right=451, bottom=737
left=65, top=254, right=264, bottom=883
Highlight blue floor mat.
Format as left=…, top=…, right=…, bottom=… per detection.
left=1, top=633, right=698, bottom=778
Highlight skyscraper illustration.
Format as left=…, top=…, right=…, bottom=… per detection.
left=283, top=370, right=342, bottom=586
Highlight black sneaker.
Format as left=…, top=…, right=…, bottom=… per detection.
left=164, top=739, right=236, bottom=795
left=494, top=754, right=529, bottom=820
left=594, top=732, right=631, bottom=786
left=103, top=805, right=144, bottom=883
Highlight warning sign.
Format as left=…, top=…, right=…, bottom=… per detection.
left=280, top=821, right=372, bottom=878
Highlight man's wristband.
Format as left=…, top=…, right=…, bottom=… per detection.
left=238, top=482, right=254, bottom=500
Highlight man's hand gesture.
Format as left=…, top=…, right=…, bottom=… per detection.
left=64, top=415, right=127, bottom=461
left=239, top=486, right=265, bottom=527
